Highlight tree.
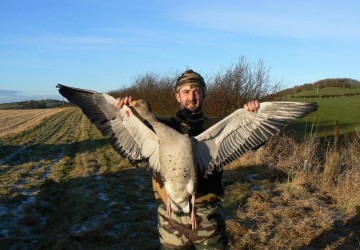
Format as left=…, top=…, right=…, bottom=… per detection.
left=110, top=56, right=283, bottom=117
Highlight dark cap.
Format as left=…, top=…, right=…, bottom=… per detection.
left=175, top=69, right=206, bottom=93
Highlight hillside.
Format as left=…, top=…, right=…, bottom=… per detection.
left=275, top=78, right=360, bottom=99
left=0, top=99, right=72, bottom=110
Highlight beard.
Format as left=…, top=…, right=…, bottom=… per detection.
left=185, top=101, right=198, bottom=112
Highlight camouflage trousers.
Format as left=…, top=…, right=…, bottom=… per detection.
left=158, top=201, right=227, bottom=249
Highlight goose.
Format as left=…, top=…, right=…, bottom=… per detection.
left=57, top=84, right=318, bottom=229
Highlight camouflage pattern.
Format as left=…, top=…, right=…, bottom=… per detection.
left=175, top=69, right=207, bottom=93
left=158, top=202, right=227, bottom=249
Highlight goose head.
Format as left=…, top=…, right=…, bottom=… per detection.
left=130, top=99, right=154, bottom=120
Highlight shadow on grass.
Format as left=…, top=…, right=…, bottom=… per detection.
left=0, top=167, right=160, bottom=249
left=300, top=206, right=360, bottom=249
left=0, top=138, right=110, bottom=167
left=222, top=163, right=360, bottom=249
left=222, top=163, right=287, bottom=218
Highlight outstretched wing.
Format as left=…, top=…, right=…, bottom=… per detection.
left=57, top=84, right=160, bottom=171
left=195, top=102, right=317, bottom=176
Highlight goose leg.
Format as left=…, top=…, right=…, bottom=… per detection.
left=166, top=193, right=172, bottom=217
left=190, top=195, right=197, bottom=230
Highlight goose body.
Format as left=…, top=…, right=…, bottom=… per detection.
left=157, top=129, right=196, bottom=213
left=130, top=99, right=198, bottom=228
left=57, top=84, right=318, bottom=230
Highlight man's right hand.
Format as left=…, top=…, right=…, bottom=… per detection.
left=116, top=96, right=133, bottom=109
left=244, top=100, right=260, bottom=112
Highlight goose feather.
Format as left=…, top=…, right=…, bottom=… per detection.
left=57, top=84, right=160, bottom=171
left=194, top=102, right=318, bottom=176
left=57, top=84, right=317, bottom=229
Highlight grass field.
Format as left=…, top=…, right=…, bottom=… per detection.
left=288, top=87, right=360, bottom=97
left=0, top=107, right=359, bottom=249
left=286, top=95, right=360, bottom=136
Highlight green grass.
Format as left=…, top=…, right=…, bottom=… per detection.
left=0, top=99, right=67, bottom=110
left=287, top=87, right=360, bottom=97
left=285, top=95, right=360, bottom=136
left=0, top=103, right=20, bottom=109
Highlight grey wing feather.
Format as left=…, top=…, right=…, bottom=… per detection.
left=195, top=101, right=317, bottom=176
left=57, top=84, right=160, bottom=170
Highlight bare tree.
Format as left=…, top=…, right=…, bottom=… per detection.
left=110, top=56, right=283, bottom=117
left=204, top=56, right=283, bottom=116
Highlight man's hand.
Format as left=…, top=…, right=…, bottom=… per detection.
left=244, top=100, right=260, bottom=112
left=116, top=96, right=133, bottom=109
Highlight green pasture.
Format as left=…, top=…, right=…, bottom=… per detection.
left=0, top=102, right=20, bottom=109
left=288, top=87, right=360, bottom=97
left=286, top=95, right=360, bottom=136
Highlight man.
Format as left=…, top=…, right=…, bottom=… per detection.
left=117, top=69, right=259, bottom=249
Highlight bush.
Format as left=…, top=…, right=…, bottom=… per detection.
left=109, top=56, right=283, bottom=117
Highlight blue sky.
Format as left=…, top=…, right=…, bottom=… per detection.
left=0, top=0, right=359, bottom=103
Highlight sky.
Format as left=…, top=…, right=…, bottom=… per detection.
left=0, top=0, right=359, bottom=103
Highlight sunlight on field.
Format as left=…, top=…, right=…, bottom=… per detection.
left=0, top=108, right=66, bottom=138
left=0, top=108, right=359, bottom=249
left=288, top=95, right=360, bottom=136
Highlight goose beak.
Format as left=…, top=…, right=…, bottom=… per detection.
left=130, top=100, right=137, bottom=107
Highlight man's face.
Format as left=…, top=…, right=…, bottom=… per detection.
left=175, top=85, right=205, bottom=112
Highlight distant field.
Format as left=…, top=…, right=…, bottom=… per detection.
left=0, top=99, right=68, bottom=110
left=285, top=95, right=360, bottom=136
left=288, top=87, right=360, bottom=97
left=0, top=108, right=66, bottom=138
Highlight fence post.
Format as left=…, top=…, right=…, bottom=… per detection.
left=334, top=121, right=340, bottom=151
